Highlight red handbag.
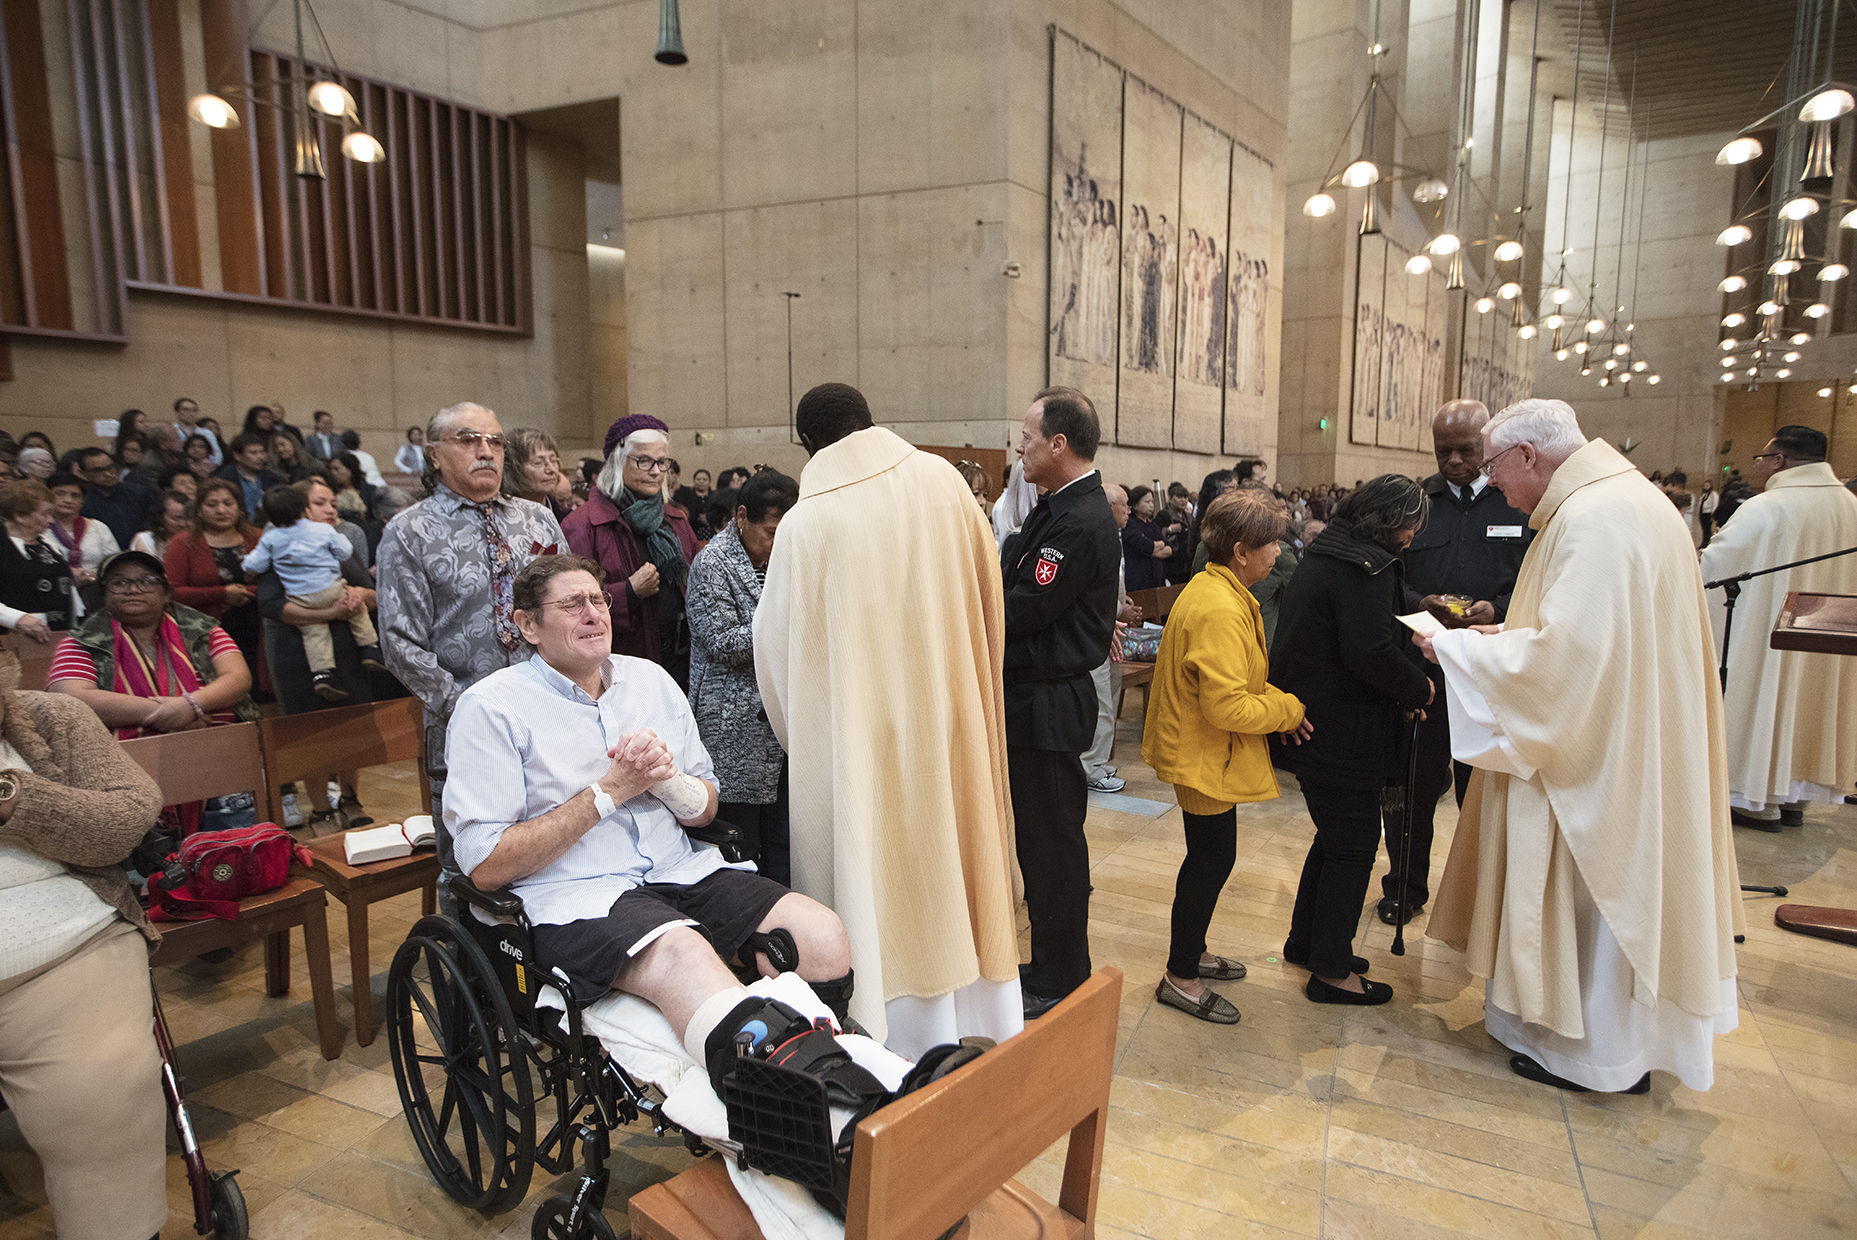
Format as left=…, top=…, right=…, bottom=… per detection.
left=148, top=823, right=313, bottom=922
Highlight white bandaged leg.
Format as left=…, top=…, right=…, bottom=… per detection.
left=682, top=985, right=751, bottom=1065
left=654, top=770, right=711, bottom=819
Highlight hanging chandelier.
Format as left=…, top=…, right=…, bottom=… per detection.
left=1301, top=2, right=1445, bottom=238
left=1712, top=0, right=1853, bottom=389
left=1538, top=0, right=1660, bottom=390
left=187, top=0, right=383, bottom=179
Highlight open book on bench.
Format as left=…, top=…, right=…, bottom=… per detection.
left=344, top=814, right=437, bottom=865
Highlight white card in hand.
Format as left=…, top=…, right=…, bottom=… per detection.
left=1397, top=610, right=1445, bottom=636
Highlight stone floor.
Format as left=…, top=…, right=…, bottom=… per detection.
left=3, top=712, right=1855, bottom=1239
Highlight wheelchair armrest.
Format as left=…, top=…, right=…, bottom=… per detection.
left=686, top=818, right=748, bottom=865
left=447, top=874, right=528, bottom=920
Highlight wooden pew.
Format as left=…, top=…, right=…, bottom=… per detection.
left=121, top=722, right=345, bottom=1060
left=630, top=968, right=1123, bottom=1240
left=2, top=630, right=56, bottom=691
left=1113, top=582, right=1186, bottom=737
left=257, top=697, right=434, bottom=1047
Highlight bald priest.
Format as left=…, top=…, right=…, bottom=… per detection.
left=1417, top=398, right=1743, bottom=1095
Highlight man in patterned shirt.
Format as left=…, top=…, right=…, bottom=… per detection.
left=378, top=400, right=565, bottom=896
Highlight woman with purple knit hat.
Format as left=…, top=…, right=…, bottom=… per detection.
left=561, top=414, right=700, bottom=685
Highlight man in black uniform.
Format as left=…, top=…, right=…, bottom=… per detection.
left=1379, top=398, right=1532, bottom=925
left=1000, top=386, right=1120, bottom=1018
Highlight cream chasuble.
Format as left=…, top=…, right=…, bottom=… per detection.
left=1698, top=461, right=1857, bottom=813
left=1429, top=439, right=1742, bottom=1090
left=754, top=426, right=1022, bottom=1055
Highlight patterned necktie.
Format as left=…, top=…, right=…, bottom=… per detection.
left=473, top=502, right=521, bottom=651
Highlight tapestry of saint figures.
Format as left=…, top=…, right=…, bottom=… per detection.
left=1047, top=30, right=1274, bottom=456
left=1351, top=233, right=1533, bottom=449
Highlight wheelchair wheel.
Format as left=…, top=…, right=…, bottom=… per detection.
left=531, top=1195, right=617, bottom=1240
left=208, top=1172, right=247, bottom=1239
left=387, top=915, right=537, bottom=1214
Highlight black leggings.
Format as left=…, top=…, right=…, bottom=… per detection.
left=1288, top=781, right=1382, bottom=978
left=1167, top=807, right=1238, bottom=979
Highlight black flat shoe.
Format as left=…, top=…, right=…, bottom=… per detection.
left=1305, top=974, right=1393, bottom=1006
left=1508, top=1054, right=1650, bottom=1094
left=1282, top=943, right=1369, bottom=974
left=1377, top=899, right=1424, bottom=926
left=1022, top=989, right=1064, bottom=1020
left=1730, top=809, right=1783, bottom=832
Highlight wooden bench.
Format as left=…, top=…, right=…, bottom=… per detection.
left=121, top=723, right=345, bottom=1060
left=629, top=968, right=1122, bottom=1240
left=1126, top=582, right=1185, bottom=624
left=2, top=631, right=56, bottom=691
left=258, top=697, right=434, bottom=1047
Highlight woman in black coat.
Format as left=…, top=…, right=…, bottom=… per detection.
left=1269, top=474, right=1433, bottom=1006
left=1120, top=485, right=1173, bottom=590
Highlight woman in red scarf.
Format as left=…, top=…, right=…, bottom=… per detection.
left=45, top=550, right=256, bottom=833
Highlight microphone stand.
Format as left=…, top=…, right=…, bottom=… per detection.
left=1703, top=543, right=1857, bottom=903
left=1705, top=544, right=1857, bottom=691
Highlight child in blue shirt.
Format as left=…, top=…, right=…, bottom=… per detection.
left=243, top=484, right=382, bottom=700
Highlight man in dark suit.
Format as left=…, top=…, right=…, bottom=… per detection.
left=1379, top=398, right=1533, bottom=926
left=304, top=410, right=343, bottom=462
left=1000, top=386, right=1120, bottom=1018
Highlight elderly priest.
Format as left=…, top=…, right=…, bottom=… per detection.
left=1416, top=399, right=1743, bottom=1094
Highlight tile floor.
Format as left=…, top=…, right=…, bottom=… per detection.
left=3, top=714, right=1855, bottom=1239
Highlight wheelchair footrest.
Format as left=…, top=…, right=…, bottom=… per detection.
left=717, top=1055, right=845, bottom=1204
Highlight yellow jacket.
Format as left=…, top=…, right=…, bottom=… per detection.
left=1141, top=563, right=1305, bottom=804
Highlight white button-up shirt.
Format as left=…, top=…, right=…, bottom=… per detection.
left=445, top=652, right=738, bottom=926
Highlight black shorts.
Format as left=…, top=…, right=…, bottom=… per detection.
left=531, top=868, right=790, bottom=1001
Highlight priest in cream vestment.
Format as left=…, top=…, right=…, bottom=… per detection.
left=1422, top=399, right=1742, bottom=1093
left=754, top=383, right=1022, bottom=1056
left=1698, top=424, right=1857, bottom=824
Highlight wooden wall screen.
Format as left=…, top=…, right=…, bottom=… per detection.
left=210, top=49, right=530, bottom=331
left=0, top=0, right=530, bottom=344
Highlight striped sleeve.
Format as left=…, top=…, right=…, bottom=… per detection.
left=45, top=638, right=98, bottom=687
left=206, top=627, right=239, bottom=659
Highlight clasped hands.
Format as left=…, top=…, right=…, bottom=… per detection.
left=596, top=728, right=678, bottom=805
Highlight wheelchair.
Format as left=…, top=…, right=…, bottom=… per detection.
left=385, top=821, right=753, bottom=1240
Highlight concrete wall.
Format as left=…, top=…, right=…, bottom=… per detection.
left=0, top=1, right=1291, bottom=491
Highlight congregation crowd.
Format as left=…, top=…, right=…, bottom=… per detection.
left=1, top=381, right=1854, bottom=1239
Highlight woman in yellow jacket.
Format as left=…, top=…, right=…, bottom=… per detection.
left=1142, top=490, right=1310, bottom=1024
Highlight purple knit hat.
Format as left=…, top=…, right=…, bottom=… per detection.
left=603, top=413, right=670, bottom=459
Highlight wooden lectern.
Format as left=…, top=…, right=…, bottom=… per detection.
left=1768, top=593, right=1857, bottom=948
left=1770, top=592, right=1857, bottom=655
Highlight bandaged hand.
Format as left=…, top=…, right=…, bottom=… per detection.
left=649, top=770, right=710, bottom=820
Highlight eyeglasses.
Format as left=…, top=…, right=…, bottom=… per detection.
left=536, top=593, right=611, bottom=616
left=627, top=456, right=671, bottom=474
left=1753, top=451, right=1782, bottom=463
left=105, top=576, right=166, bottom=594
left=1479, top=443, right=1524, bottom=478
left=443, top=431, right=507, bottom=451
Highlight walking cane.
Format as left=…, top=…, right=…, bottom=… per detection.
left=1389, top=711, right=1424, bottom=957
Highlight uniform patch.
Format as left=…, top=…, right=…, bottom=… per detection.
left=1035, top=547, right=1063, bottom=586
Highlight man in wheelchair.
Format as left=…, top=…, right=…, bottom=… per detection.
left=444, top=555, right=898, bottom=1184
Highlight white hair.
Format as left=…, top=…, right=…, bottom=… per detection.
left=428, top=401, right=496, bottom=443
left=597, top=427, right=672, bottom=502
left=1486, top=398, right=1587, bottom=458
